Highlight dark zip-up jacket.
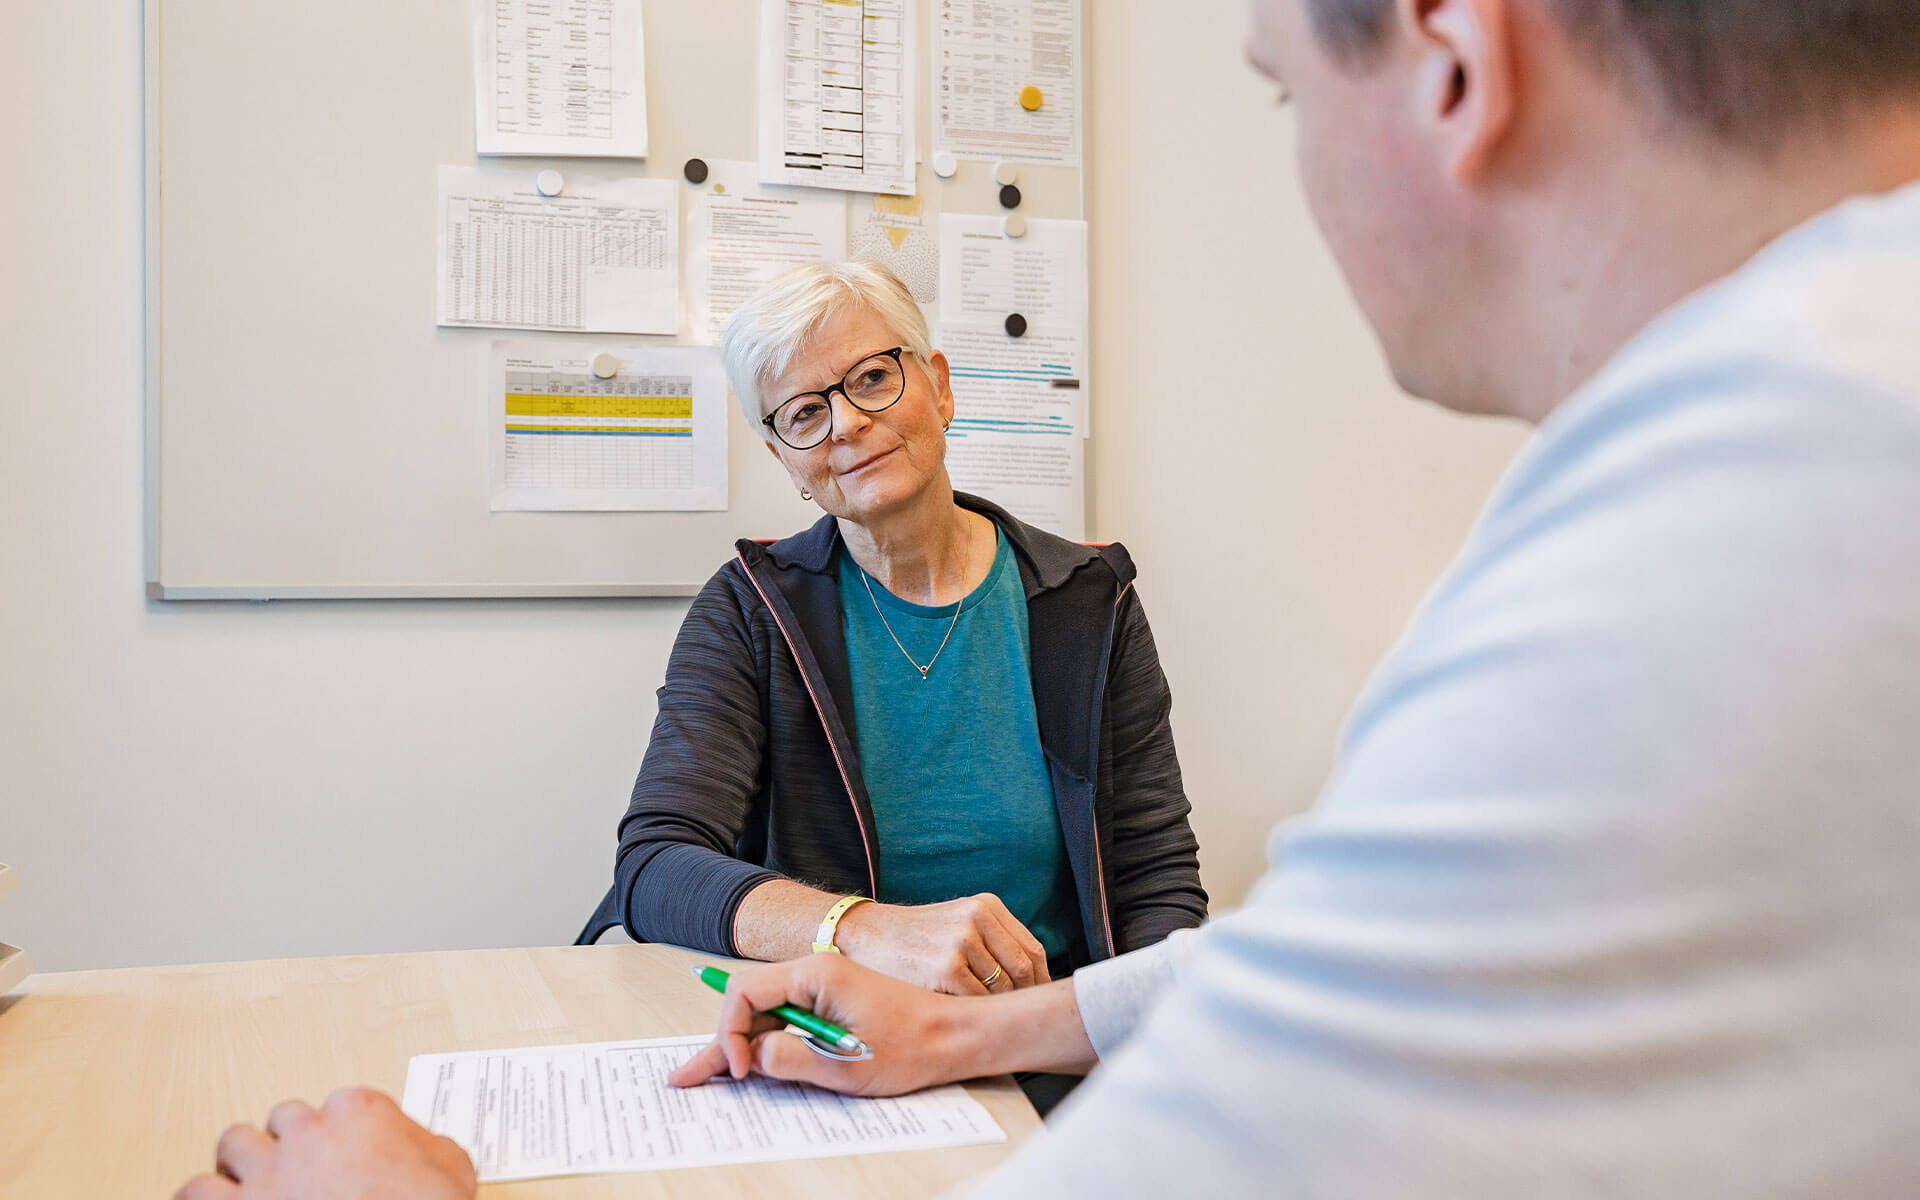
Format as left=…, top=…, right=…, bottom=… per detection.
left=580, top=493, right=1208, bottom=968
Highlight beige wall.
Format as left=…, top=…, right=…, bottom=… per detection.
left=0, top=2, right=1524, bottom=972
left=1083, top=6, right=1528, bottom=905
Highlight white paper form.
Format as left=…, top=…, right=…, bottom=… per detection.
left=686, top=160, right=848, bottom=346
left=401, top=1035, right=1007, bottom=1183
left=937, top=214, right=1087, bottom=330
left=938, top=321, right=1085, bottom=539
left=471, top=0, right=649, bottom=157
left=438, top=167, right=678, bottom=335
left=759, top=0, right=917, bottom=196
left=934, top=0, right=1082, bottom=166
left=489, top=341, right=727, bottom=510
left=946, top=429, right=1083, bottom=540
left=852, top=192, right=940, bottom=305
left=939, top=321, right=1085, bottom=433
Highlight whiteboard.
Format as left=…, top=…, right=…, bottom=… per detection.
left=144, top=0, right=1086, bottom=598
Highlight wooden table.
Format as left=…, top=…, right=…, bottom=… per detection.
left=0, top=944, right=1040, bottom=1197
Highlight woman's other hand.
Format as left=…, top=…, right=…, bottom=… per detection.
left=835, top=894, right=1050, bottom=994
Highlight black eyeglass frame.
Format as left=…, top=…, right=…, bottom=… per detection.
left=761, top=346, right=910, bottom=450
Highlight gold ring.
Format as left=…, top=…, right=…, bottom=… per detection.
left=978, top=964, right=1004, bottom=988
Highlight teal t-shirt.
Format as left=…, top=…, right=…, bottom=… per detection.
left=837, top=529, right=1081, bottom=964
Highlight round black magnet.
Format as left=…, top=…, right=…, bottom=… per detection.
left=998, top=183, right=1022, bottom=209
left=683, top=158, right=710, bottom=184
left=1004, top=312, right=1028, bottom=338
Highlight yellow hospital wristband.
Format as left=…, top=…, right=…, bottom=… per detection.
left=812, top=894, right=872, bottom=954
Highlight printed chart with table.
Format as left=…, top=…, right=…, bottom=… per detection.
left=491, top=342, right=728, bottom=511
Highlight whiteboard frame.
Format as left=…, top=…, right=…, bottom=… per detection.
left=144, top=0, right=163, bottom=595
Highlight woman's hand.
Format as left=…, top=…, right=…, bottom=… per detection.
left=834, top=894, right=1051, bottom=995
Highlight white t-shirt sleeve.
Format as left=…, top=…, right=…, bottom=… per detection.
left=1070, top=928, right=1195, bottom=1059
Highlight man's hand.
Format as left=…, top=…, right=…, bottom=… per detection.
left=173, top=1087, right=476, bottom=1200
left=835, top=893, right=1051, bottom=995
left=668, top=954, right=985, bottom=1096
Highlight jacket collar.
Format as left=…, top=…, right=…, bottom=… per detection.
left=747, top=491, right=1111, bottom=595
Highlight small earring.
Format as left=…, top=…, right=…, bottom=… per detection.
left=942, top=419, right=951, bottom=432
left=801, top=489, right=813, bottom=501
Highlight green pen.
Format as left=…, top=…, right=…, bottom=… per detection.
left=694, top=965, right=874, bottom=1061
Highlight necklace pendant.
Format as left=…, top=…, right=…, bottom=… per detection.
left=918, top=666, right=930, bottom=680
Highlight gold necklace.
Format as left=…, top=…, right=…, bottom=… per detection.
left=858, top=565, right=965, bottom=681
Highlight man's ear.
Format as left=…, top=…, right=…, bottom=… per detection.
left=1400, top=0, right=1516, bottom=183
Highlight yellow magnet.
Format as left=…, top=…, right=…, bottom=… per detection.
left=1018, top=85, right=1043, bottom=112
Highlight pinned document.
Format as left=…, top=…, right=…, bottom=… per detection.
left=437, top=167, right=679, bottom=335
left=933, top=215, right=1089, bottom=538
left=937, top=214, right=1088, bottom=329
left=758, top=0, right=917, bottom=195
left=934, top=0, right=1082, bottom=166
left=852, top=193, right=940, bottom=304
left=685, top=160, right=848, bottom=346
left=489, top=341, right=727, bottom=511
left=937, top=321, right=1087, bottom=540
left=471, top=0, right=650, bottom=157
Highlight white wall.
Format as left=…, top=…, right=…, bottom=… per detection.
left=1, top=2, right=1524, bottom=973
left=1083, top=7, right=1528, bottom=906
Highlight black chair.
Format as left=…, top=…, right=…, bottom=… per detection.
left=575, top=885, right=622, bottom=946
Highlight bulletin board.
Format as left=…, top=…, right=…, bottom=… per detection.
left=143, top=0, right=1087, bottom=598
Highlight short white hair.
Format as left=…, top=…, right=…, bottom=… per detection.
left=721, top=260, right=934, bottom=440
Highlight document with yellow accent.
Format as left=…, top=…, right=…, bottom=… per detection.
left=488, top=341, right=727, bottom=511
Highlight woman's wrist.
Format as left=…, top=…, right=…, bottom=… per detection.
left=733, top=879, right=863, bottom=961
left=825, top=897, right=889, bottom=957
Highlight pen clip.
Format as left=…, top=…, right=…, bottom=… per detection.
left=787, top=1027, right=875, bottom=1062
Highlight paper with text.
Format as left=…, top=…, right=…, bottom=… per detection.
left=946, top=428, right=1084, bottom=541
left=937, top=214, right=1087, bottom=330
left=438, top=167, right=678, bottom=334
left=938, top=321, right=1086, bottom=539
left=934, top=0, right=1082, bottom=166
left=471, top=0, right=649, bottom=157
left=759, top=0, right=917, bottom=195
left=489, top=341, right=727, bottom=510
left=402, top=1035, right=1006, bottom=1183
left=687, top=160, right=848, bottom=346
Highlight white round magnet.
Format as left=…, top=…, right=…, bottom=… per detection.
left=536, top=169, right=565, bottom=197
left=993, top=161, right=1019, bottom=186
left=931, top=150, right=959, bottom=179
left=1003, top=213, right=1028, bottom=238
left=592, top=352, right=621, bottom=380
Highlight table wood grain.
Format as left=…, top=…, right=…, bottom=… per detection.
left=0, top=944, right=1039, bottom=1197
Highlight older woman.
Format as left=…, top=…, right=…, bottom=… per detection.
left=581, top=261, right=1205, bottom=1007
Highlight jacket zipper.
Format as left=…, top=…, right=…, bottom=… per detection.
left=736, top=550, right=880, bottom=897
left=1086, top=581, right=1132, bottom=959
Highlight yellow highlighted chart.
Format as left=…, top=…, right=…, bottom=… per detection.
left=505, top=394, right=694, bottom=420
left=490, top=343, right=728, bottom=512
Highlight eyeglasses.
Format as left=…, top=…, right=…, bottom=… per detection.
left=762, top=346, right=908, bottom=450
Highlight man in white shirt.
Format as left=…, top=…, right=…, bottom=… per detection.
left=178, top=1, right=1920, bottom=1196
